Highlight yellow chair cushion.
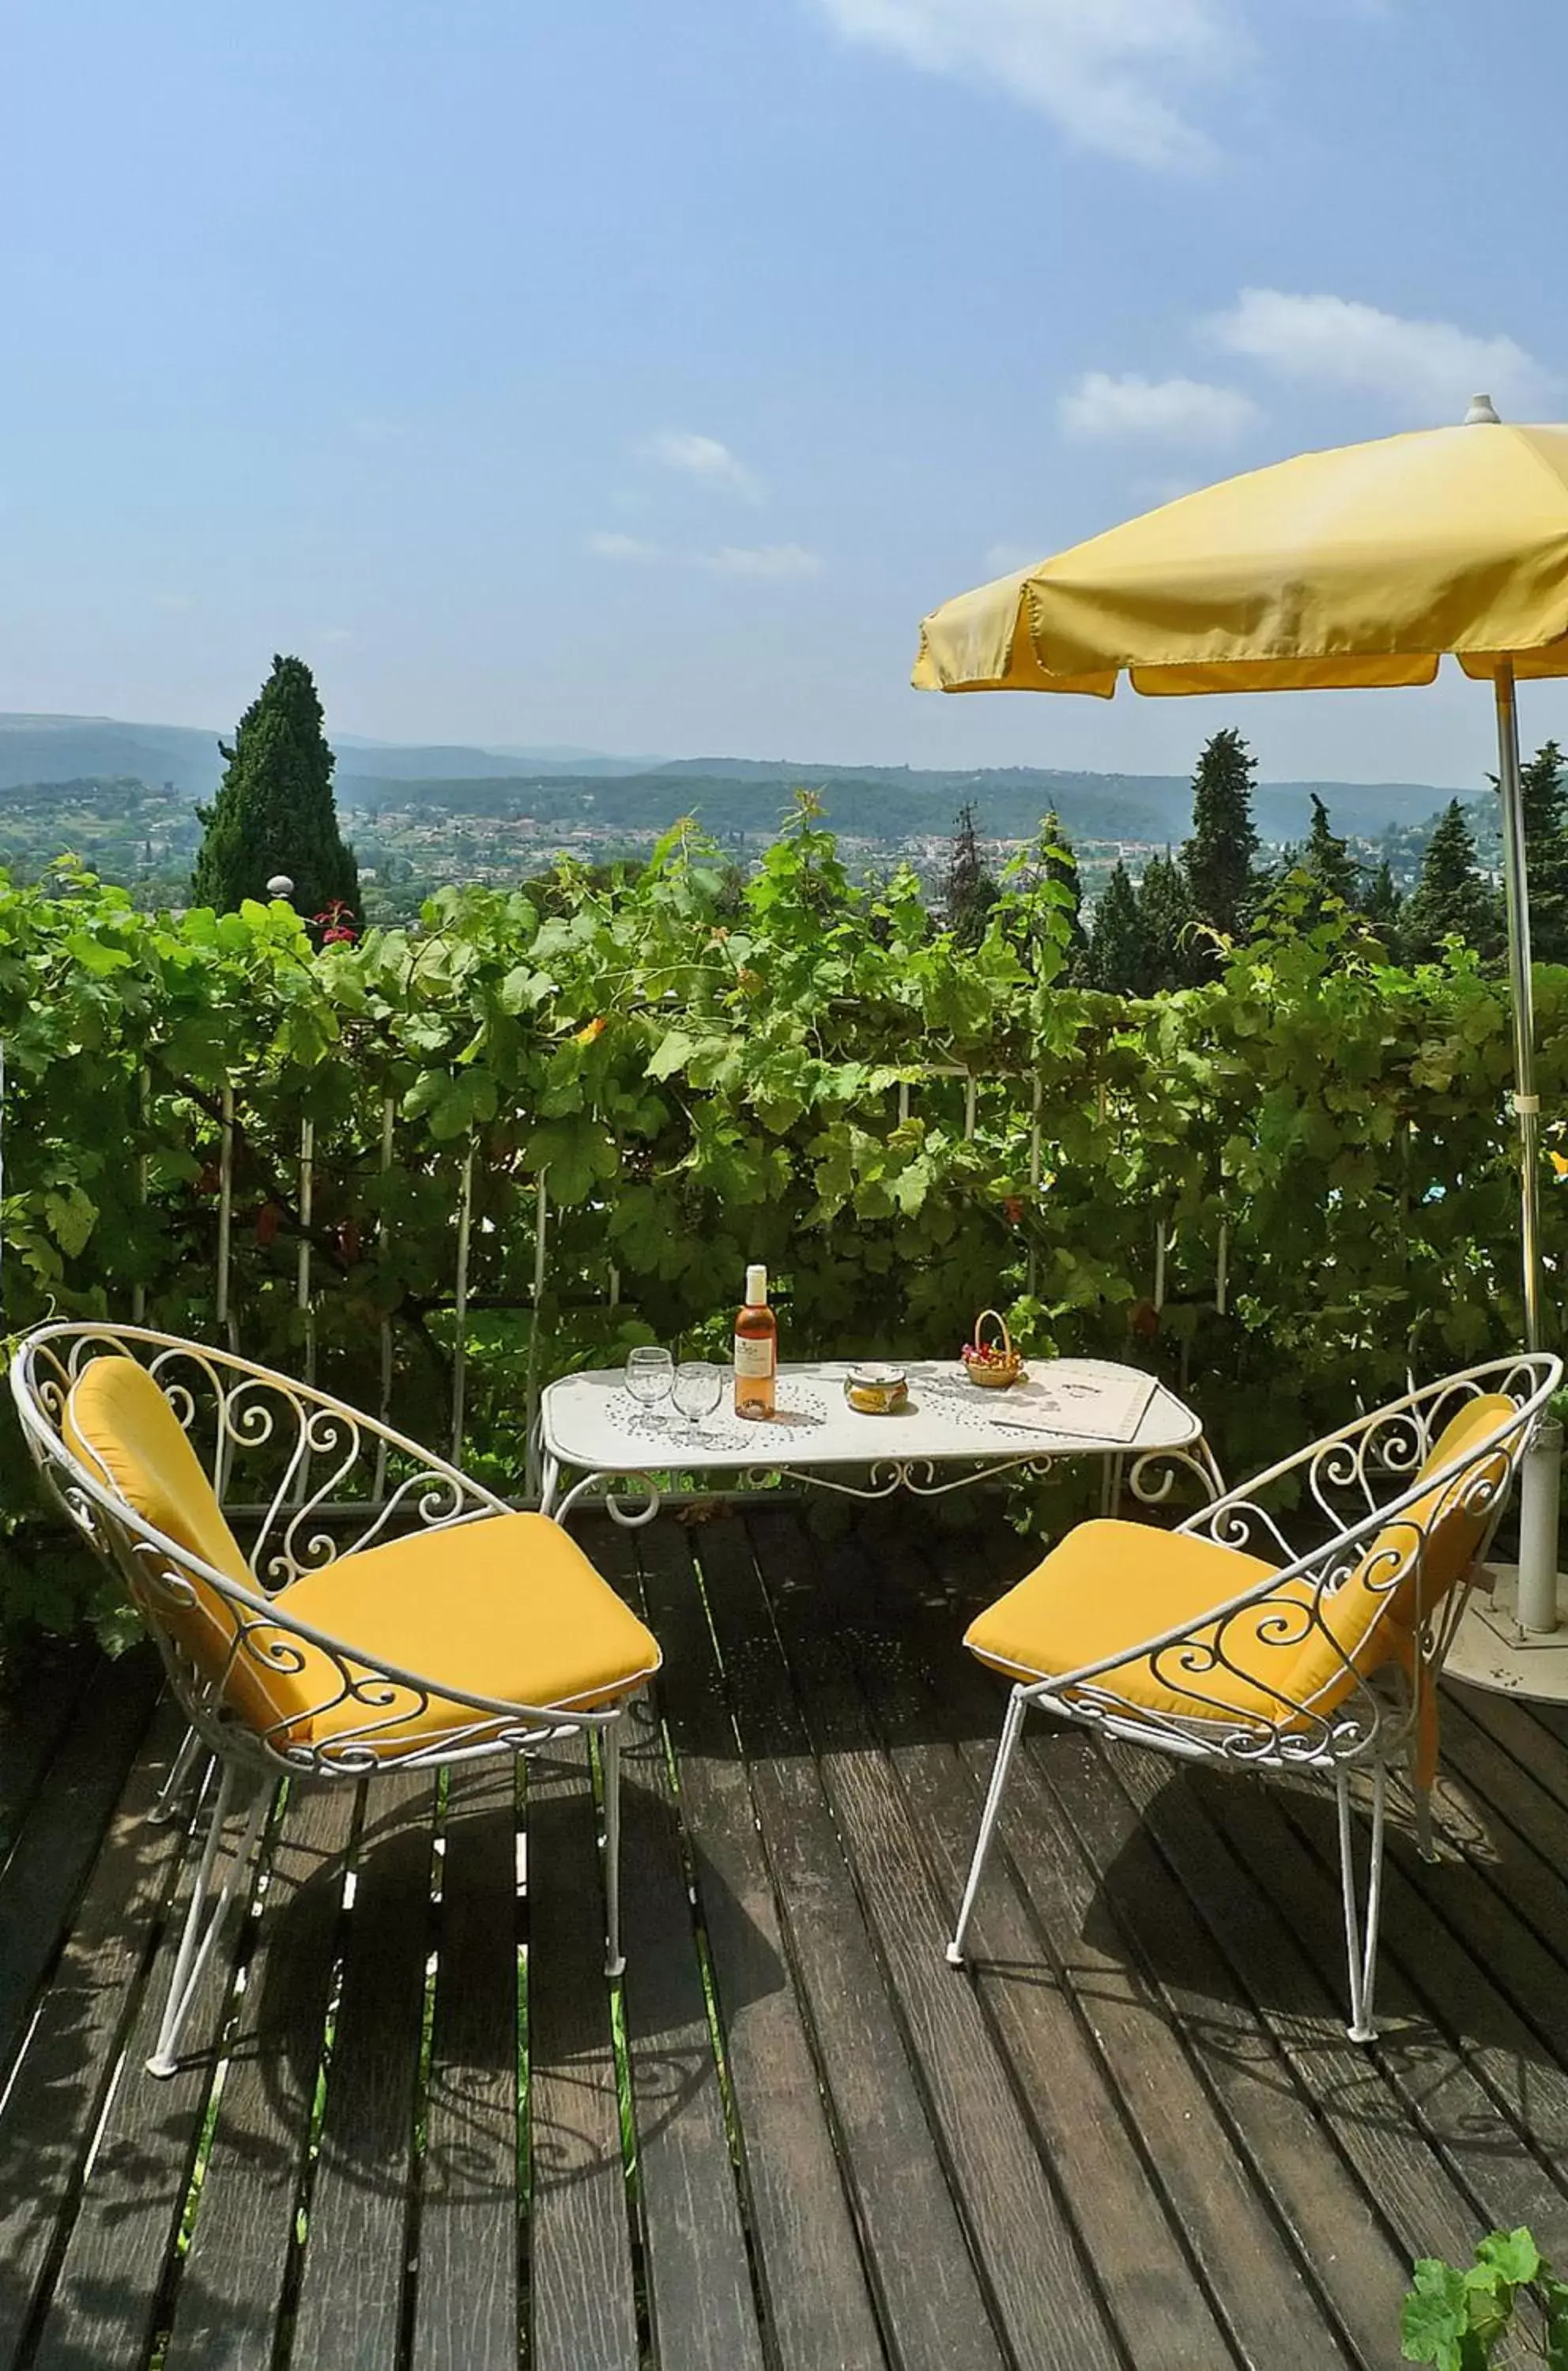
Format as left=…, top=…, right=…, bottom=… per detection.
left=65, top=1355, right=294, bottom=1735
left=965, top=1521, right=1302, bottom=1726
left=66, top=1357, right=661, bottom=1757
left=966, top=1395, right=1517, bottom=1735
left=274, top=1513, right=662, bottom=1751
left=1292, top=1393, right=1514, bottom=1711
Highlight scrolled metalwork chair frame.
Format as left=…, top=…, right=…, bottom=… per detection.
left=947, top=1355, right=1560, bottom=2041
left=11, top=1321, right=656, bottom=2075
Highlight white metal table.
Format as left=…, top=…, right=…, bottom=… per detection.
left=537, top=1356, right=1217, bottom=1526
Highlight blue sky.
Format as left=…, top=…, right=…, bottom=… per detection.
left=6, top=0, right=1568, bottom=785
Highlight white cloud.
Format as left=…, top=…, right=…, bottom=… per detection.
left=639, top=429, right=762, bottom=499
left=808, top=0, right=1242, bottom=169
left=587, top=532, right=823, bottom=579
left=1060, top=370, right=1259, bottom=444
left=1209, top=289, right=1551, bottom=423
left=587, top=530, right=666, bottom=562
left=703, top=543, right=823, bottom=579
left=985, top=540, right=1043, bottom=573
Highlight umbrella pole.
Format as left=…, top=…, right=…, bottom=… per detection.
left=1495, top=663, right=1561, bottom=1633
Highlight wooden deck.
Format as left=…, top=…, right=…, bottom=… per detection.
left=6, top=1502, right=1568, bottom=2369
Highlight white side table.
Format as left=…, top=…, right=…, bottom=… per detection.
left=537, top=1357, right=1217, bottom=1527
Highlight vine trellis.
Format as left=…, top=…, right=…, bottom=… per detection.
left=3, top=811, right=1563, bottom=1632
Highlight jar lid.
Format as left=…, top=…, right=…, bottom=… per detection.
left=846, top=1363, right=906, bottom=1387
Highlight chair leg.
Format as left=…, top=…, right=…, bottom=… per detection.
left=947, top=1688, right=1027, bottom=1969
left=1412, top=1774, right=1438, bottom=1864
left=148, top=1724, right=208, bottom=1826
left=602, top=1716, right=626, bottom=1980
left=146, top=1762, right=272, bottom=2079
left=1336, top=1762, right=1388, bottom=2045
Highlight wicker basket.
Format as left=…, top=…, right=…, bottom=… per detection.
left=961, top=1308, right=1024, bottom=1389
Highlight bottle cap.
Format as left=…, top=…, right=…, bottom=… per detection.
left=745, top=1264, right=767, bottom=1304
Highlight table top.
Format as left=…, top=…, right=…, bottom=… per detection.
left=540, top=1357, right=1200, bottom=1474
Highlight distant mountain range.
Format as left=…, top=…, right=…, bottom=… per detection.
left=0, top=714, right=659, bottom=795
left=0, top=710, right=1472, bottom=847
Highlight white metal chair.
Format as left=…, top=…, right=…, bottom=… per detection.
left=10, top=1322, right=661, bottom=2075
left=946, top=1356, right=1560, bottom=2040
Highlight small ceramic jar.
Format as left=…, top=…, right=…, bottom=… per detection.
left=844, top=1364, right=909, bottom=1415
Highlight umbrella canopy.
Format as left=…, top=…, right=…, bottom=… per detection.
left=913, top=417, right=1568, bottom=698
left=913, top=403, right=1568, bottom=1636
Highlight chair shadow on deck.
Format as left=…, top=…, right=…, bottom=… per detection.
left=1051, top=1742, right=1568, bottom=2167
left=208, top=1748, right=787, bottom=2209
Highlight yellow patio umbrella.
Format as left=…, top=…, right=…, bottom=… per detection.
left=914, top=398, right=1568, bottom=1648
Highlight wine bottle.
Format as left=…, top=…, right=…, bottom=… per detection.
left=733, top=1264, right=777, bottom=1419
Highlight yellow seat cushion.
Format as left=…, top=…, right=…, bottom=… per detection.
left=66, top=1357, right=660, bottom=1758
left=66, top=1355, right=293, bottom=1736
left=966, top=1521, right=1303, bottom=1727
left=273, top=1513, right=662, bottom=1751
left=966, top=1396, right=1517, bottom=1736
left=1291, top=1393, right=1514, bottom=1713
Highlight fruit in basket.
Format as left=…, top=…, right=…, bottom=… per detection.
left=960, top=1311, right=1025, bottom=1386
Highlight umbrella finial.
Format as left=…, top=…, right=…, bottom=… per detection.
left=1465, top=392, right=1502, bottom=424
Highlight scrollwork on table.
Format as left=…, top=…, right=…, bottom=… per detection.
left=1129, top=1438, right=1226, bottom=1510
left=552, top=1470, right=664, bottom=1528
left=778, top=1455, right=1046, bottom=1501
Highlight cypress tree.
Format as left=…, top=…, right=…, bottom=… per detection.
left=1302, top=793, right=1360, bottom=909
left=1518, top=738, right=1568, bottom=963
left=1400, top=801, right=1499, bottom=962
left=1182, top=728, right=1261, bottom=948
left=1362, top=857, right=1403, bottom=937
left=944, top=801, right=998, bottom=948
left=1135, top=852, right=1202, bottom=993
left=1086, top=861, right=1144, bottom=992
left=192, top=655, right=360, bottom=923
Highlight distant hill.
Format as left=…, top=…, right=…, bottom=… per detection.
left=334, top=742, right=657, bottom=782
left=0, top=714, right=659, bottom=798
left=338, top=763, right=1462, bottom=847
left=0, top=710, right=1474, bottom=847
left=0, top=714, right=226, bottom=798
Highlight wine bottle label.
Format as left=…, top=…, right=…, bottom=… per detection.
left=733, top=1336, right=775, bottom=1379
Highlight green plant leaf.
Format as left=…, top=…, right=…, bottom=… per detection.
left=43, top=1185, right=99, bottom=1258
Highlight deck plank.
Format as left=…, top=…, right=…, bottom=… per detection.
left=751, top=1508, right=1125, bottom=2371
left=886, top=1515, right=1363, bottom=2369
left=0, top=1705, right=188, bottom=2371
left=526, top=1732, right=640, bottom=2371
left=833, top=1525, right=1310, bottom=2371
left=1021, top=1718, right=1415, bottom=2367
left=160, top=1776, right=361, bottom=2371
left=702, top=1513, right=1009, bottom=2371
left=0, top=1647, right=161, bottom=2086
left=657, top=1518, right=891, bottom=2371
left=0, top=1641, right=97, bottom=1875
left=409, top=1756, right=520, bottom=2371
left=21, top=1508, right=1568, bottom=2371
left=1102, top=1737, right=1487, bottom=2267
left=1443, top=1680, right=1568, bottom=1819
left=1435, top=1692, right=1568, bottom=1984
left=28, top=1764, right=268, bottom=2371
left=288, top=1770, right=436, bottom=2371
left=594, top=1524, right=767, bottom=2371
left=1261, top=1776, right=1568, bottom=2242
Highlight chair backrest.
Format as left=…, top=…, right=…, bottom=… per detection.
left=62, top=1355, right=320, bottom=1736
left=1290, top=1390, right=1517, bottom=1713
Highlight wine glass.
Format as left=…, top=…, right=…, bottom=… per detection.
left=624, top=1345, right=674, bottom=1424
left=672, top=1360, right=725, bottom=1431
